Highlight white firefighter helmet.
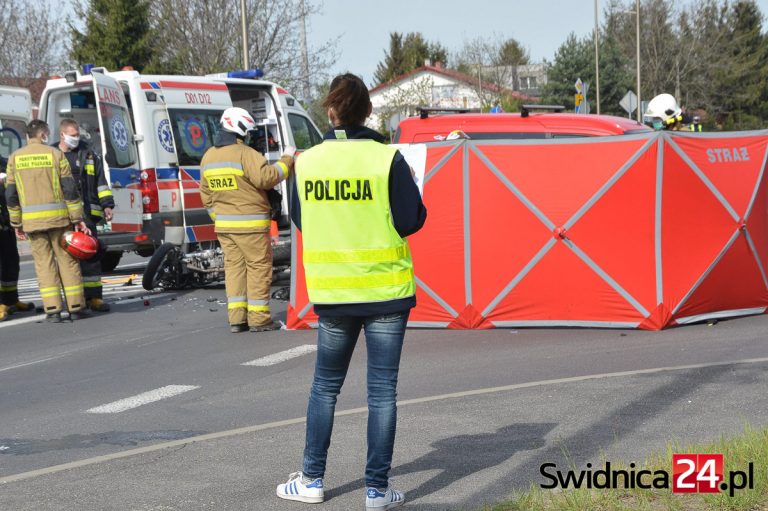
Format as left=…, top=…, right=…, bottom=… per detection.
left=644, top=93, right=682, bottom=130
left=220, top=107, right=256, bottom=137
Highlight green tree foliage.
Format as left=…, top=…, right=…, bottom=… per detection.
left=70, top=0, right=154, bottom=72
left=374, top=32, right=448, bottom=85
left=540, top=33, right=592, bottom=111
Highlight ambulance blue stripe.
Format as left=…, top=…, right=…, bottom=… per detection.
left=186, top=227, right=197, bottom=242
left=184, top=168, right=201, bottom=181
left=108, top=168, right=140, bottom=185
left=151, top=82, right=161, bottom=89
left=156, top=167, right=179, bottom=180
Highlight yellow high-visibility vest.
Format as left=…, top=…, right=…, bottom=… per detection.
left=297, top=140, right=415, bottom=304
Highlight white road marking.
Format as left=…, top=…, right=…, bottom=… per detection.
left=242, top=344, right=317, bottom=366
left=0, top=313, right=47, bottom=329
left=86, top=385, right=200, bottom=414
left=5, top=355, right=768, bottom=485
left=0, top=354, right=65, bottom=373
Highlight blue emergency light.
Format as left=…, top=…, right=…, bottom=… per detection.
left=227, top=69, right=264, bottom=79
left=83, top=63, right=95, bottom=74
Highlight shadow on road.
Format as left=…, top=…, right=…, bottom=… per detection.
left=326, top=422, right=556, bottom=503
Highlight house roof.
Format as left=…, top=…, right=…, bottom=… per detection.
left=369, top=65, right=533, bottom=100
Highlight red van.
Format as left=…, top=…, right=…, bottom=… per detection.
left=394, top=106, right=651, bottom=143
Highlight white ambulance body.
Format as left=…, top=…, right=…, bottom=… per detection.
left=0, top=86, right=32, bottom=159
left=37, top=68, right=322, bottom=260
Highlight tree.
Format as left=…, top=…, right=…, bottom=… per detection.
left=149, top=0, right=337, bottom=98
left=540, top=33, right=592, bottom=111
left=455, top=36, right=530, bottom=107
left=374, top=32, right=448, bottom=85
left=0, top=0, right=64, bottom=85
left=70, top=0, right=154, bottom=72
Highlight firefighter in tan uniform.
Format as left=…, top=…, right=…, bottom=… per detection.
left=4, top=120, right=91, bottom=323
left=200, top=107, right=295, bottom=333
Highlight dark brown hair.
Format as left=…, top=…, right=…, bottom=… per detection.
left=26, top=119, right=49, bottom=139
left=322, top=73, right=370, bottom=126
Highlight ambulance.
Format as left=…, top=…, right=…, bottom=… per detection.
left=37, top=67, right=323, bottom=274
left=0, top=86, right=32, bottom=164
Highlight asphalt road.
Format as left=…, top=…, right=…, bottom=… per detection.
left=2, top=259, right=768, bottom=510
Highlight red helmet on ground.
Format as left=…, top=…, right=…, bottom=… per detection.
left=61, top=231, right=99, bottom=260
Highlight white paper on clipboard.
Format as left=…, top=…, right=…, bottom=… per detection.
left=392, top=144, right=426, bottom=195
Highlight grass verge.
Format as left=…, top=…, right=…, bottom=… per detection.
left=480, top=424, right=768, bottom=511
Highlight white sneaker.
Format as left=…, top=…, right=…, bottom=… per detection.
left=276, top=471, right=324, bottom=504
left=366, top=487, right=405, bottom=510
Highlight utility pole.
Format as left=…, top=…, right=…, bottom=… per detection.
left=240, top=0, right=249, bottom=69
left=299, top=0, right=311, bottom=102
left=635, top=0, right=641, bottom=122
left=594, top=0, right=601, bottom=114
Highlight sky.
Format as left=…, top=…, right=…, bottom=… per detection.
left=306, top=0, right=768, bottom=87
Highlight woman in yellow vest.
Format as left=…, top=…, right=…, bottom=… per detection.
left=277, top=74, right=426, bottom=509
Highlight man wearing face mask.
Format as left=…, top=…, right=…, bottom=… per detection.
left=55, top=119, right=114, bottom=312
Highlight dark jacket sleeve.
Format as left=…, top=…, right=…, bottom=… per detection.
left=389, top=152, right=427, bottom=238
left=290, top=176, right=301, bottom=232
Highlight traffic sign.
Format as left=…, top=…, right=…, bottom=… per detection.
left=620, top=90, right=638, bottom=116
left=575, top=78, right=583, bottom=93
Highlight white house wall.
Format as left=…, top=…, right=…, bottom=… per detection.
left=368, top=70, right=483, bottom=130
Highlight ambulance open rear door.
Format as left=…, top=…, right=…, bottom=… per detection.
left=91, top=71, right=143, bottom=235
left=152, top=79, right=234, bottom=245
left=0, top=86, right=32, bottom=161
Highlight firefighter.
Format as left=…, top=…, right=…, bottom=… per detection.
left=199, top=107, right=295, bottom=333
left=0, top=156, right=35, bottom=321
left=55, top=119, right=114, bottom=312
left=4, top=120, right=90, bottom=323
left=690, top=115, right=703, bottom=132
left=643, top=93, right=685, bottom=131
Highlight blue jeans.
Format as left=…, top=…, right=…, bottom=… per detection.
left=303, top=311, right=410, bottom=489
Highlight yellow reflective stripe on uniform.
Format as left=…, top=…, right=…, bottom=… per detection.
left=85, top=164, right=95, bottom=175
left=276, top=161, right=289, bottom=179
left=22, top=208, right=68, bottom=219
left=303, top=245, right=409, bottom=264
left=98, top=190, right=113, bottom=198
left=247, top=299, right=269, bottom=312
left=207, top=209, right=216, bottom=220
left=203, top=168, right=245, bottom=178
left=306, top=269, right=413, bottom=290
left=14, top=153, right=53, bottom=170
left=67, top=202, right=82, bottom=211
left=215, top=219, right=271, bottom=229
left=0, top=285, right=18, bottom=292
left=14, top=171, right=26, bottom=203
left=8, top=206, right=21, bottom=221
left=91, top=209, right=104, bottom=218
left=52, top=167, right=61, bottom=202
left=64, top=284, right=84, bottom=295
left=83, top=281, right=103, bottom=288
left=39, top=286, right=60, bottom=298
left=214, top=214, right=271, bottom=229
left=228, top=302, right=247, bottom=310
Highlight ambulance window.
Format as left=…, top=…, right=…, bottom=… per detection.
left=167, top=109, right=222, bottom=166
left=0, top=121, right=26, bottom=158
left=100, top=103, right=138, bottom=169
left=288, top=113, right=322, bottom=150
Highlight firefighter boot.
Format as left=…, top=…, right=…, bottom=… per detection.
left=9, top=301, right=35, bottom=314
left=87, top=298, right=111, bottom=312
left=46, top=312, right=63, bottom=323
left=0, top=304, right=8, bottom=322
